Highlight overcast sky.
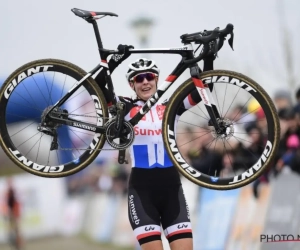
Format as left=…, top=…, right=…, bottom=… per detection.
left=1, top=0, right=299, bottom=101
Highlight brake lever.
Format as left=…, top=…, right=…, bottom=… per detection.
left=228, top=32, right=234, bottom=50
left=213, top=38, right=219, bottom=55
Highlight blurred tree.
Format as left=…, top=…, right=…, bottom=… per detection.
left=277, top=0, right=298, bottom=93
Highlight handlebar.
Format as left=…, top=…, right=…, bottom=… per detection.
left=103, top=24, right=234, bottom=65
left=181, top=23, right=234, bottom=64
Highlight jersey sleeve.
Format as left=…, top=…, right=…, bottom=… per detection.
left=162, top=90, right=202, bottom=116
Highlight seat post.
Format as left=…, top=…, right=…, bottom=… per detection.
left=91, top=20, right=104, bottom=58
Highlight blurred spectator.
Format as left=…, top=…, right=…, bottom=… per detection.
left=235, top=123, right=266, bottom=169
left=255, top=107, right=268, bottom=135
left=274, top=134, right=300, bottom=176
left=294, top=87, right=300, bottom=127
left=294, top=87, right=300, bottom=114
left=220, top=150, right=236, bottom=177
left=277, top=108, right=300, bottom=161
left=252, top=93, right=300, bottom=198
left=273, top=89, right=293, bottom=110
left=289, top=145, right=300, bottom=175
left=188, top=143, right=223, bottom=176
left=4, top=178, right=24, bottom=249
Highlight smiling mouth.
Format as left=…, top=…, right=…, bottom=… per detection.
left=142, top=88, right=151, bottom=92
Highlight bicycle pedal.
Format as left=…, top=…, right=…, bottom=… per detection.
left=118, top=157, right=128, bottom=164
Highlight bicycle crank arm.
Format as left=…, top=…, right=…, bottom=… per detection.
left=118, top=149, right=128, bottom=164
left=114, top=102, right=126, bottom=137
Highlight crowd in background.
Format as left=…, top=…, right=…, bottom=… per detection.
left=64, top=87, right=300, bottom=199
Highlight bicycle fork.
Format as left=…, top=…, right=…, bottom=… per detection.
left=190, top=65, right=222, bottom=133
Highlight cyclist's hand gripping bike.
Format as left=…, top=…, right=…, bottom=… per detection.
left=0, top=8, right=280, bottom=190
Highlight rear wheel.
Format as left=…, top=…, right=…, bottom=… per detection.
left=0, top=59, right=108, bottom=177
left=162, top=70, right=280, bottom=190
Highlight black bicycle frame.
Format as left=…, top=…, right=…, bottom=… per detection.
left=46, top=19, right=221, bottom=134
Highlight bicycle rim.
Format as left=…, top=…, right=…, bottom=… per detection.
left=163, top=70, right=280, bottom=190
left=0, top=59, right=108, bottom=177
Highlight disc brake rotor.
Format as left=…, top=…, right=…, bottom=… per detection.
left=211, top=118, right=234, bottom=140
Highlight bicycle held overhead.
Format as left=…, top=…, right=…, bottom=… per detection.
left=0, top=8, right=280, bottom=190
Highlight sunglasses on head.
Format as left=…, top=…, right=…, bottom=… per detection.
left=132, top=72, right=156, bottom=83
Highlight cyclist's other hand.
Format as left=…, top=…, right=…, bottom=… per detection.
left=111, top=44, right=134, bottom=65
left=117, top=44, right=134, bottom=54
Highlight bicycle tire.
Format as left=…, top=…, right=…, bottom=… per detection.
left=0, top=59, right=108, bottom=177
left=162, top=70, right=280, bottom=190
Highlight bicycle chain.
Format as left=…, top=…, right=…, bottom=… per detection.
left=51, top=111, right=121, bottom=151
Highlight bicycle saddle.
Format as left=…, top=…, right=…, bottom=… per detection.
left=71, top=8, right=118, bottom=18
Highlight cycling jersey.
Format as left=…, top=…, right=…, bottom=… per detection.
left=116, top=97, right=172, bottom=168
left=116, top=94, right=200, bottom=168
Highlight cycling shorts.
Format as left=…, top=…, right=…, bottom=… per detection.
left=128, top=167, right=192, bottom=245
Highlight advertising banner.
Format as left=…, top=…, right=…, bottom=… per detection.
left=261, top=169, right=300, bottom=250
left=193, top=187, right=240, bottom=250
left=225, top=184, right=271, bottom=250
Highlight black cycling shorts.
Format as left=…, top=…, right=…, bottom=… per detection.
left=127, top=167, right=193, bottom=245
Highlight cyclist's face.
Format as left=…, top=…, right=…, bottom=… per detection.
left=130, top=73, right=158, bottom=101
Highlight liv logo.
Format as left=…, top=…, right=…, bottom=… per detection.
left=177, top=224, right=188, bottom=229
left=145, top=226, right=155, bottom=231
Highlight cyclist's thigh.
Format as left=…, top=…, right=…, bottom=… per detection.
left=161, top=185, right=193, bottom=244
left=128, top=186, right=161, bottom=246
left=170, top=238, right=193, bottom=250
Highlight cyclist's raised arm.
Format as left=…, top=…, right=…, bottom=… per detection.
left=163, top=59, right=214, bottom=115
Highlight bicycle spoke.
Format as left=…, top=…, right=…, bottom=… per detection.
left=208, top=139, right=218, bottom=176
left=231, top=97, right=252, bottom=121
left=69, top=99, right=94, bottom=114
left=223, top=86, right=241, bottom=119
left=8, top=121, right=37, bottom=138
left=178, top=120, right=211, bottom=130
left=177, top=130, right=212, bottom=148
left=69, top=129, right=91, bottom=148
left=223, top=139, right=239, bottom=176
left=35, top=133, right=44, bottom=163
left=15, top=131, right=41, bottom=148
left=32, top=74, right=52, bottom=106
left=60, top=74, right=68, bottom=99
left=7, top=101, right=43, bottom=112
left=6, top=113, right=40, bottom=121
left=221, top=83, right=228, bottom=116
left=213, top=86, right=222, bottom=117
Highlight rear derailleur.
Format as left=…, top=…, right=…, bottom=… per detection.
left=37, top=106, right=68, bottom=150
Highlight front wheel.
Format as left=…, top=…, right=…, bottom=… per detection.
left=162, top=70, right=280, bottom=190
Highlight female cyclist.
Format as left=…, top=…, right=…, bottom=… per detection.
left=95, top=45, right=214, bottom=250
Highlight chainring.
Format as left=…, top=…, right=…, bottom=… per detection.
left=105, top=118, right=135, bottom=150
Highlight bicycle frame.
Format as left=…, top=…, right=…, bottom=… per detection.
left=46, top=19, right=222, bottom=133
